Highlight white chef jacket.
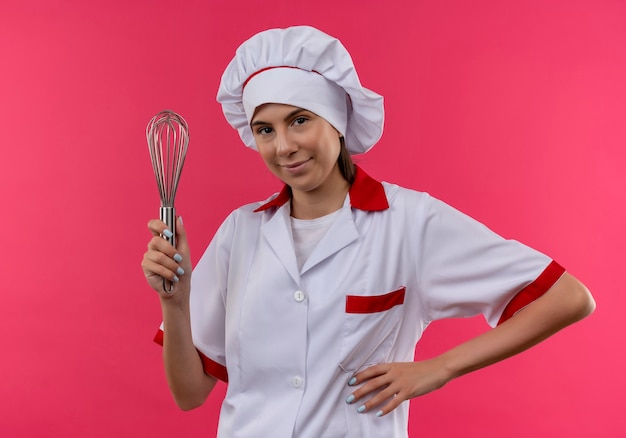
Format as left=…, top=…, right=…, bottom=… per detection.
left=155, top=167, right=565, bottom=437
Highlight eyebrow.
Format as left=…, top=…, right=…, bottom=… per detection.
left=250, top=108, right=307, bottom=128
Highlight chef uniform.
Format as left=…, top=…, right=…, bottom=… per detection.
left=155, top=26, right=565, bottom=437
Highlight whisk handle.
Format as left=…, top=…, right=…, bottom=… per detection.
left=160, top=206, right=176, bottom=293
left=160, top=207, right=176, bottom=247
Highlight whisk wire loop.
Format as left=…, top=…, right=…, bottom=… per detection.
left=146, top=111, right=189, bottom=208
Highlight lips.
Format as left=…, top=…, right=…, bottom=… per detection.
left=280, top=158, right=312, bottom=170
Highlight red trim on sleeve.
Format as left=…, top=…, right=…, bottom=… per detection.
left=153, top=329, right=229, bottom=383
left=346, top=287, right=406, bottom=314
left=199, top=352, right=229, bottom=383
left=497, top=261, right=566, bottom=325
left=154, top=329, right=164, bottom=345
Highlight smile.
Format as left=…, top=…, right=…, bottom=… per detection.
left=280, top=158, right=312, bottom=172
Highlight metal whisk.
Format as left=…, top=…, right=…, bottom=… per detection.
left=146, top=110, right=189, bottom=292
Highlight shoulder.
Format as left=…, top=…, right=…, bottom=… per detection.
left=380, top=181, right=433, bottom=210
left=381, top=181, right=468, bottom=218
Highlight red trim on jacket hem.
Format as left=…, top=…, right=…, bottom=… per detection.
left=346, top=287, right=406, bottom=314
left=497, top=260, right=566, bottom=325
left=253, top=166, right=389, bottom=212
left=153, top=329, right=229, bottom=382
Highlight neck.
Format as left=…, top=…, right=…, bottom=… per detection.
left=290, top=171, right=350, bottom=220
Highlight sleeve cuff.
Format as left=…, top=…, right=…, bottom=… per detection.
left=153, top=329, right=229, bottom=382
left=497, top=260, right=566, bottom=325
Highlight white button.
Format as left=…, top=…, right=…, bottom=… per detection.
left=291, top=376, right=303, bottom=388
left=293, top=290, right=305, bottom=302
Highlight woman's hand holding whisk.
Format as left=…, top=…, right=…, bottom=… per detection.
left=142, top=216, right=192, bottom=300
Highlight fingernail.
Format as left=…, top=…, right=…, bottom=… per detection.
left=173, top=253, right=183, bottom=262
left=176, top=267, right=185, bottom=276
left=376, top=410, right=383, bottom=417
left=178, top=216, right=183, bottom=225
left=357, top=405, right=366, bottom=413
left=346, top=394, right=355, bottom=404
left=348, top=377, right=357, bottom=386
left=163, top=229, right=173, bottom=238
left=173, top=275, right=180, bottom=282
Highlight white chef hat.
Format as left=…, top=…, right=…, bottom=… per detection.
left=217, top=25, right=384, bottom=155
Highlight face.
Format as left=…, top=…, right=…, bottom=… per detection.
left=250, top=103, right=344, bottom=196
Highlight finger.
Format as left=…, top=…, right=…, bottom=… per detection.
left=146, top=235, right=180, bottom=260
left=350, top=378, right=403, bottom=416
left=143, top=243, right=186, bottom=276
left=141, top=257, right=182, bottom=284
left=346, top=372, right=391, bottom=408
left=147, top=219, right=168, bottom=236
left=349, top=364, right=387, bottom=387
left=374, top=391, right=406, bottom=417
left=174, top=216, right=189, bottom=254
left=347, top=364, right=389, bottom=399
left=147, top=219, right=182, bottom=255
left=148, top=217, right=189, bottom=260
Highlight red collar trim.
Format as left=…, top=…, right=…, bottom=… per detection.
left=253, top=166, right=389, bottom=212
left=254, top=185, right=291, bottom=212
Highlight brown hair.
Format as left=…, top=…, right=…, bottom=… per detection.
left=337, top=136, right=356, bottom=185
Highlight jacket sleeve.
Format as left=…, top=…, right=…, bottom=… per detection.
left=415, top=194, right=564, bottom=327
left=154, top=212, right=237, bottom=382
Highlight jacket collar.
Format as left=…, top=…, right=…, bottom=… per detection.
left=254, top=165, right=389, bottom=212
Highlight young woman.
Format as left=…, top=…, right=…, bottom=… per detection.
left=141, top=26, right=595, bottom=437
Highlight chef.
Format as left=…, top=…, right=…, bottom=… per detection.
left=142, top=25, right=595, bottom=438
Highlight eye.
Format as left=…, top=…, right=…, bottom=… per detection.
left=256, top=126, right=273, bottom=135
left=292, top=117, right=307, bottom=126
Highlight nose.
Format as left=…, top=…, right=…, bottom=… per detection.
left=274, top=129, right=298, bottom=157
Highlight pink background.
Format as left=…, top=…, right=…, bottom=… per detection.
left=1, top=0, right=624, bottom=436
